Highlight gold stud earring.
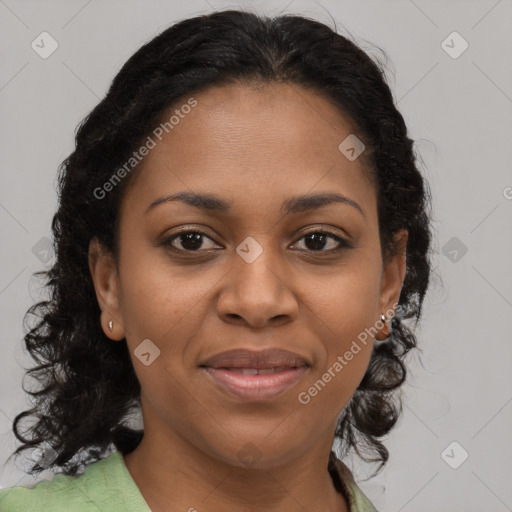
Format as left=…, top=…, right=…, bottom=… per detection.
left=375, top=314, right=391, bottom=341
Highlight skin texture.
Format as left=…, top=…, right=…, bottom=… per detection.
left=88, top=82, right=407, bottom=512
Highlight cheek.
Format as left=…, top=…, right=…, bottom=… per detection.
left=297, top=347, right=372, bottom=428
left=297, top=289, right=375, bottom=420
left=295, top=264, right=379, bottom=414
left=118, top=246, right=213, bottom=342
left=117, top=251, right=219, bottom=404
left=117, top=257, right=209, bottom=420
left=305, top=259, right=382, bottom=348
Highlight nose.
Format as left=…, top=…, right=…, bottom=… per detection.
left=216, top=244, right=299, bottom=329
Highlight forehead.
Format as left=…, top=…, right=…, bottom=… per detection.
left=121, top=83, right=376, bottom=221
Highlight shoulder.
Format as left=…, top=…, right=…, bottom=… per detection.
left=0, top=450, right=151, bottom=512
left=328, top=452, right=380, bottom=512
left=0, top=470, right=86, bottom=512
left=347, top=483, right=380, bottom=512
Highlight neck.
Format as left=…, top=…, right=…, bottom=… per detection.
left=123, top=432, right=349, bottom=512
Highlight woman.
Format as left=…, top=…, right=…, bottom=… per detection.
left=0, top=8, right=432, bottom=512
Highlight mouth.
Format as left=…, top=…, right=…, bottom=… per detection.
left=201, top=366, right=309, bottom=401
left=199, top=348, right=310, bottom=401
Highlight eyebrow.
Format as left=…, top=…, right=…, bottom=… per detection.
left=144, top=191, right=364, bottom=217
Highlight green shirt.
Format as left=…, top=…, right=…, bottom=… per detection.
left=0, top=450, right=379, bottom=511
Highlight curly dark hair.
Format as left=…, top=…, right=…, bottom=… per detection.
left=8, top=8, right=434, bottom=478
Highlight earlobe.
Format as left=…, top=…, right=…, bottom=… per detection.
left=88, top=237, right=125, bottom=341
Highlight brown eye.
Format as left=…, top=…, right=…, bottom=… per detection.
left=293, top=231, right=351, bottom=252
left=162, top=230, right=220, bottom=252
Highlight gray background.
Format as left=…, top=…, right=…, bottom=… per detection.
left=1, top=0, right=511, bottom=510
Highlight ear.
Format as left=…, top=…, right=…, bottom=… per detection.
left=88, top=237, right=125, bottom=341
left=378, top=229, right=408, bottom=317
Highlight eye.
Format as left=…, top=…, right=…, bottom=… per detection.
left=160, top=228, right=352, bottom=255
left=292, top=230, right=352, bottom=253
left=161, top=230, right=221, bottom=252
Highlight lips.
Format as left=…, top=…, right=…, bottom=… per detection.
left=199, top=348, right=310, bottom=401
left=199, top=347, right=310, bottom=371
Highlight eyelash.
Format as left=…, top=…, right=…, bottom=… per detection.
left=160, top=229, right=352, bottom=255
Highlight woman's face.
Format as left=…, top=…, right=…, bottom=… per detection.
left=89, top=82, right=407, bottom=469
